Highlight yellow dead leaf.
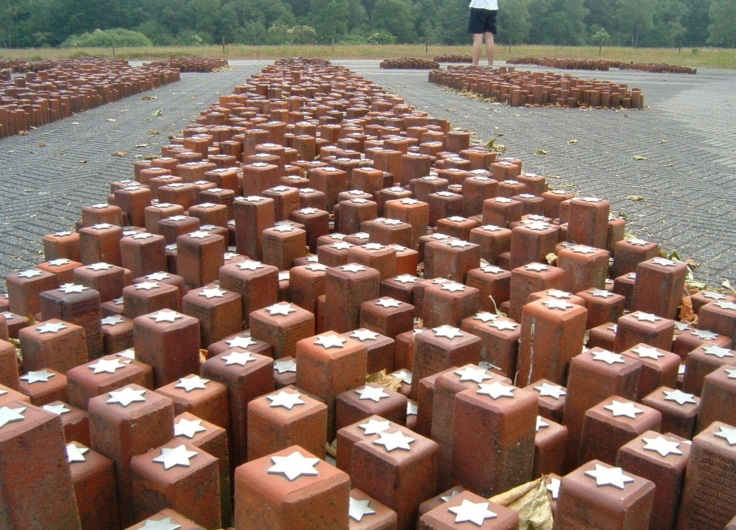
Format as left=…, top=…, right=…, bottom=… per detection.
left=106, top=118, right=116, bottom=123
left=112, top=151, right=127, bottom=157
left=490, top=477, right=554, bottom=530
left=568, top=139, right=578, bottom=144
left=679, top=295, right=696, bottom=323
left=627, top=195, right=645, bottom=201
left=38, top=142, right=46, bottom=147
left=535, top=149, right=548, bottom=155
left=545, top=253, right=557, bottom=265
left=79, top=160, right=87, bottom=163
left=633, top=155, right=647, bottom=161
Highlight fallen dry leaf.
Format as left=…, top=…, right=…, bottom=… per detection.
left=79, top=160, right=87, bottom=163
left=633, top=155, right=647, bottom=161
left=626, top=195, right=645, bottom=201
left=38, top=142, right=46, bottom=147
left=535, top=149, right=548, bottom=155
left=679, top=295, right=696, bottom=323
left=135, top=144, right=147, bottom=148
left=112, top=151, right=127, bottom=157
left=568, top=139, right=578, bottom=144
left=106, top=118, right=116, bottom=123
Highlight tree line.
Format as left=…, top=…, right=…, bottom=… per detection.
left=1, top=0, right=734, bottom=50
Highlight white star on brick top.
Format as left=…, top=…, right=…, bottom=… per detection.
left=376, top=298, right=402, bottom=308
left=0, top=406, right=26, bottom=428
left=714, top=426, right=736, bottom=445
left=591, top=349, right=626, bottom=365
left=226, top=335, right=258, bottom=349
left=133, top=232, right=156, bottom=240
left=272, top=224, right=295, bottom=233
left=481, top=265, right=504, bottom=274
left=243, top=196, right=265, bottom=202
left=604, top=400, right=643, bottom=419
left=47, top=258, right=71, bottom=266
left=306, top=263, right=329, bottom=271
left=543, top=299, right=573, bottom=311
left=59, top=283, right=88, bottom=294
left=477, top=382, right=515, bottom=400
left=87, top=262, right=113, bottom=271
left=66, top=442, right=89, bottom=463
left=268, top=391, right=306, bottom=410
left=199, top=287, right=226, bottom=299
left=702, top=291, right=727, bottom=300
left=433, top=325, right=464, bottom=339
left=21, top=369, right=55, bottom=384
left=702, top=345, right=734, bottom=359
left=663, top=389, right=697, bottom=406
left=440, top=282, right=466, bottom=293
left=392, top=369, right=412, bottom=385
left=222, top=351, right=256, bottom=366
left=692, top=329, right=720, bottom=340
left=480, top=225, right=502, bottom=231
left=332, top=242, right=354, bottom=250
left=266, top=302, right=297, bottom=316
left=268, top=450, right=320, bottom=481
left=536, top=416, right=549, bottom=431
left=101, top=316, right=125, bottom=326
left=382, top=218, right=402, bottom=225
left=585, top=463, right=634, bottom=489
left=447, top=239, right=472, bottom=248
left=725, top=369, right=736, bottom=379
left=473, top=312, right=498, bottom=323
left=715, top=301, right=736, bottom=311
left=534, top=382, right=567, bottom=400
left=238, top=260, right=265, bottom=271
left=494, top=197, right=513, bottom=203
left=341, top=263, right=366, bottom=273
left=394, top=274, right=418, bottom=284
left=633, top=312, right=661, bottom=322
left=652, top=257, right=676, bottom=267
left=525, top=221, right=550, bottom=231
left=139, top=516, right=182, bottom=530
left=627, top=238, right=648, bottom=246
left=167, top=215, right=188, bottom=222
left=150, top=309, right=182, bottom=323
left=448, top=500, right=497, bottom=525
left=631, top=345, right=665, bottom=359
left=455, top=365, right=493, bottom=384
left=274, top=359, right=297, bottom=374
left=36, top=321, right=68, bottom=334
left=175, top=375, right=209, bottom=392
left=91, top=223, right=114, bottom=230
left=525, top=263, right=549, bottom=272
left=407, top=401, right=418, bottom=415
left=187, top=231, right=212, bottom=239
left=314, top=334, right=347, bottom=349
left=359, top=418, right=392, bottom=435
left=489, top=319, right=518, bottom=331
left=54, top=231, right=73, bottom=237
left=356, top=385, right=389, bottom=402
left=135, top=281, right=160, bottom=290
left=349, top=497, right=376, bottom=522
left=374, top=430, right=415, bottom=452
left=364, top=243, right=384, bottom=251
left=351, top=329, right=379, bottom=341
left=299, top=207, right=319, bottom=215
left=547, top=477, right=561, bottom=500
left=589, top=289, right=614, bottom=298
left=571, top=245, right=596, bottom=254
left=642, top=435, right=683, bottom=457
left=89, top=358, right=126, bottom=374
left=153, top=444, right=199, bottom=470
left=43, top=403, right=71, bottom=415
left=546, top=290, right=571, bottom=299
left=107, top=387, right=147, bottom=407
left=401, top=198, right=419, bottom=205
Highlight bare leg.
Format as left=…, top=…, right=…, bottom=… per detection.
left=485, top=31, right=495, bottom=66
left=472, top=34, right=484, bottom=66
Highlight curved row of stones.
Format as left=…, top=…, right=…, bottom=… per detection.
left=1, top=56, right=735, bottom=529
left=380, top=58, right=441, bottom=70
left=0, top=58, right=182, bottom=139
left=506, top=57, right=698, bottom=75
left=148, top=56, right=230, bottom=73
left=429, top=65, right=645, bottom=109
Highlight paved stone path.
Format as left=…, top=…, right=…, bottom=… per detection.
left=1, top=59, right=733, bottom=289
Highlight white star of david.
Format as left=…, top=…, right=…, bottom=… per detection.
left=268, top=451, right=320, bottom=481
left=59, top=283, right=88, bottom=294
left=351, top=329, right=379, bottom=341
left=455, top=365, right=493, bottom=384
left=0, top=406, right=26, bottom=428
left=392, top=369, right=412, bottom=384
left=591, top=350, right=626, bottom=365
left=222, top=351, right=256, bottom=366
left=604, top=399, right=644, bottom=419
left=441, top=283, right=466, bottom=293
left=268, top=391, right=306, bottom=410
left=238, top=260, right=265, bottom=271
left=585, top=463, right=635, bottom=489
left=374, top=430, right=415, bottom=451
left=226, top=335, right=258, bottom=349
left=356, top=385, right=389, bottom=402
left=135, top=281, right=160, bottom=290
left=543, top=299, right=573, bottom=311
left=153, top=444, right=199, bottom=469
left=433, top=325, right=464, bottom=339
left=66, top=442, right=89, bottom=463
left=448, top=499, right=497, bottom=525
left=314, top=335, right=347, bottom=349
left=642, top=435, right=683, bottom=457
left=349, top=497, right=376, bottom=522
left=477, top=382, right=515, bottom=399
left=107, top=387, right=146, bottom=407
left=150, top=309, right=182, bottom=323
left=633, top=312, right=661, bottom=322
left=525, top=263, right=549, bottom=272
left=89, top=358, right=126, bottom=374
left=534, top=382, right=566, bottom=400
left=21, top=369, right=55, bottom=384
left=376, top=298, right=401, bottom=308
left=198, top=287, right=226, bottom=299
left=175, top=375, right=209, bottom=392
left=47, top=258, right=71, bottom=266
left=702, top=345, right=734, bottom=359
left=359, top=418, right=392, bottom=435
left=36, top=321, right=68, bottom=334
left=266, top=302, right=297, bottom=316
left=490, top=319, right=518, bottom=331
left=714, top=426, right=736, bottom=445
left=341, top=263, right=366, bottom=273
left=100, top=316, right=125, bottom=326
left=589, top=289, right=613, bottom=298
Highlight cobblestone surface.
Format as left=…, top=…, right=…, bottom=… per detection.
left=0, top=59, right=733, bottom=290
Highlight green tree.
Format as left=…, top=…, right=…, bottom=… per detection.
left=585, top=0, right=617, bottom=34
left=616, top=0, right=656, bottom=45
left=436, top=0, right=469, bottom=44
left=370, top=0, right=417, bottom=42
left=708, top=0, right=736, bottom=45
left=309, top=0, right=350, bottom=43
left=590, top=24, right=611, bottom=51
left=683, top=0, right=712, bottom=45
left=499, top=0, right=531, bottom=47
left=650, top=0, right=687, bottom=46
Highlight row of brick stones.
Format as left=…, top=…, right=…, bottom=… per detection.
left=1, top=57, right=735, bottom=529
left=0, top=58, right=182, bottom=138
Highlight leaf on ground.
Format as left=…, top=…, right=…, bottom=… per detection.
left=366, top=370, right=403, bottom=391
left=568, top=139, right=578, bottom=144
left=490, top=477, right=554, bottom=530
left=38, top=142, right=46, bottom=147
left=106, top=118, right=116, bottom=123
left=79, top=160, right=87, bottom=163
left=679, top=295, right=697, bottom=323
left=633, top=155, right=647, bottom=160
left=149, top=130, right=160, bottom=135
left=112, top=151, right=127, bottom=157
left=152, top=109, right=163, bottom=117
left=71, top=122, right=79, bottom=125
left=723, top=280, right=736, bottom=295
left=545, top=253, right=557, bottom=265
left=535, top=149, right=548, bottom=155
left=626, top=195, right=645, bottom=201
left=141, top=95, right=158, bottom=100
left=135, top=144, right=147, bottom=148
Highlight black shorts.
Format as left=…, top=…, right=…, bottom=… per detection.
left=468, top=8, right=498, bottom=35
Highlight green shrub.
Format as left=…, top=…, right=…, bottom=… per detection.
left=60, top=28, right=153, bottom=48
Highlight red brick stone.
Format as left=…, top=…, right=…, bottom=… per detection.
left=579, top=396, right=662, bottom=465
left=157, top=215, right=201, bottom=245
left=683, top=344, right=736, bottom=395
left=0, top=401, right=81, bottom=528
left=120, top=232, right=168, bottom=281
left=359, top=296, right=415, bottom=339
left=566, top=196, right=610, bottom=249
left=620, top=343, right=680, bottom=399
left=482, top=197, right=522, bottom=228
left=616, top=430, right=690, bottom=530
left=424, top=238, right=480, bottom=283
left=66, top=354, right=152, bottom=410
left=182, top=285, right=243, bottom=348
left=6, top=267, right=60, bottom=318
left=695, top=364, right=736, bottom=433
left=130, top=439, right=220, bottom=529
left=673, top=326, right=732, bottom=360
left=612, top=237, right=660, bottom=279
left=698, top=299, right=736, bottom=345
left=155, top=374, right=229, bottom=430
left=460, top=312, right=519, bottom=377
left=176, top=230, right=225, bottom=289
left=19, top=366, right=68, bottom=405
left=19, top=318, right=88, bottom=373
left=534, top=415, right=568, bottom=477
left=219, top=259, right=279, bottom=319
left=691, top=290, right=736, bottom=315
left=249, top=301, right=315, bottom=359
left=200, top=349, right=274, bottom=467
left=421, top=281, right=480, bottom=329
left=508, top=262, right=565, bottom=323
left=36, top=257, right=82, bottom=284
left=613, top=310, right=675, bottom=353
left=452, top=382, right=537, bottom=496
left=418, top=490, right=519, bottom=529
left=235, top=445, right=350, bottom=530
left=631, top=257, right=688, bottom=320
left=68, top=442, right=118, bottom=530
left=122, top=280, right=180, bottom=319
left=43, top=230, right=82, bottom=263
left=641, top=385, right=699, bottom=439
left=556, top=459, right=654, bottom=529
left=529, top=378, right=567, bottom=424
left=575, top=287, right=625, bottom=329
left=509, top=221, right=558, bottom=270
left=39, top=283, right=103, bottom=360
left=558, top=244, right=610, bottom=293
left=325, top=263, right=381, bottom=333
left=385, top=197, right=429, bottom=249
left=233, top=195, right=276, bottom=260
left=677, top=421, right=736, bottom=529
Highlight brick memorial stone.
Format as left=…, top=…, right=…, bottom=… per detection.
left=698, top=299, right=736, bottom=345
left=531, top=379, right=567, bottom=424
left=612, top=237, right=660, bottom=279
left=0, top=402, right=82, bottom=528
left=421, top=281, right=480, bottom=329
left=219, top=259, right=279, bottom=320
left=37, top=257, right=81, bottom=284
left=67, top=441, right=118, bottom=530
left=337, top=382, right=408, bottom=432
left=233, top=195, right=276, bottom=260
left=100, top=314, right=135, bottom=354
left=40, top=282, right=103, bottom=360
left=508, top=262, right=566, bottom=323
left=418, top=490, right=519, bottom=529
left=156, top=374, right=229, bottom=430
left=695, top=364, right=736, bottom=433
left=325, top=263, right=380, bottom=333
left=182, top=285, right=243, bottom=348
left=122, top=280, right=180, bottom=319
left=683, top=344, right=736, bottom=395
left=343, top=328, right=396, bottom=375
left=460, top=311, right=520, bottom=377
left=613, top=310, right=675, bottom=353
left=566, top=196, right=610, bottom=249
left=534, top=415, right=568, bottom=477
left=576, top=287, right=626, bottom=329
left=234, top=445, right=350, bottom=530
left=66, top=354, right=152, bottom=410
left=558, top=244, right=610, bottom=293
left=18, top=367, right=68, bottom=406
left=19, top=318, right=88, bottom=373
left=469, top=224, right=512, bottom=266
left=620, top=343, right=680, bottom=399
left=631, top=257, right=688, bottom=320
left=641, top=386, right=700, bottom=439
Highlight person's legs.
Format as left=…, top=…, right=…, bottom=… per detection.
left=472, top=33, right=484, bottom=66
left=485, top=31, right=495, bottom=66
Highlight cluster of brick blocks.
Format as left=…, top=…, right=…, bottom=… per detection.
left=380, top=58, right=441, bottom=70
left=506, top=57, right=698, bottom=75
left=149, top=56, right=230, bottom=73
left=432, top=56, right=473, bottom=64
left=1, top=56, right=735, bottom=529
left=0, top=58, right=182, bottom=138
left=429, top=65, right=645, bottom=109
